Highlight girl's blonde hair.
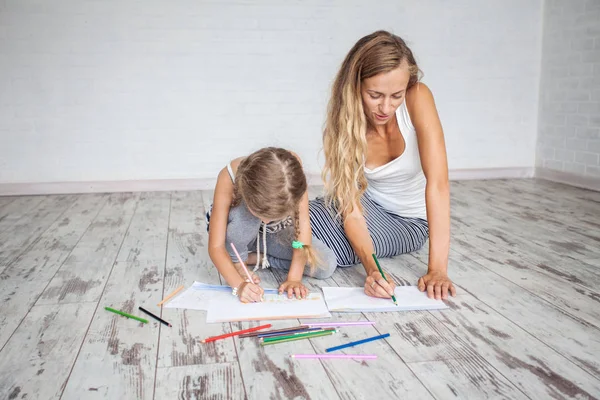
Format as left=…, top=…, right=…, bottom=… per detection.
left=233, top=147, right=320, bottom=270
left=322, top=30, right=421, bottom=218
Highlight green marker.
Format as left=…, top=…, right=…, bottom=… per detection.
left=262, top=328, right=335, bottom=343
left=260, top=330, right=335, bottom=346
left=372, top=254, right=398, bottom=306
left=105, top=306, right=148, bottom=324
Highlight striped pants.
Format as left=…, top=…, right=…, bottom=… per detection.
left=308, top=193, right=429, bottom=267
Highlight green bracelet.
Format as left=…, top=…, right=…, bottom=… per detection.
left=291, top=241, right=304, bottom=249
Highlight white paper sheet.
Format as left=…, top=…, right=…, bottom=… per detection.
left=206, top=292, right=331, bottom=323
left=164, top=281, right=278, bottom=311
left=322, top=286, right=448, bottom=312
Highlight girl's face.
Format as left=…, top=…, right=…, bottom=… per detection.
left=361, top=63, right=410, bottom=126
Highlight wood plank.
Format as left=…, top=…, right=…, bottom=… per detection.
left=61, top=260, right=164, bottom=400
left=0, top=195, right=45, bottom=234
left=393, top=250, right=600, bottom=399
left=157, top=191, right=240, bottom=368
left=0, top=196, right=16, bottom=209
left=0, top=194, right=108, bottom=349
left=270, top=267, right=432, bottom=399
left=0, top=194, right=79, bottom=268
left=61, top=192, right=170, bottom=400
left=452, top=180, right=600, bottom=253
left=37, top=193, right=139, bottom=305
left=449, top=209, right=600, bottom=292
left=115, top=192, right=171, bottom=263
left=410, top=249, right=600, bottom=378
left=154, top=363, right=245, bottom=400
left=407, top=358, right=528, bottom=399
left=0, top=302, right=96, bottom=400
left=231, top=269, right=341, bottom=400
left=449, top=232, right=600, bottom=330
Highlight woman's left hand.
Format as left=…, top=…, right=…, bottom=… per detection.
left=418, top=271, right=456, bottom=300
left=279, top=281, right=309, bottom=299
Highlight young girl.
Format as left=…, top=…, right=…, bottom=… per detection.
left=206, top=147, right=337, bottom=303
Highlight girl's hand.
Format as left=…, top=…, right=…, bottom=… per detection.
left=237, top=282, right=264, bottom=303
left=364, top=269, right=396, bottom=298
left=278, top=281, right=308, bottom=299
left=418, top=271, right=456, bottom=300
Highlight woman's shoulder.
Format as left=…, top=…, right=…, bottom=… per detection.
left=406, top=82, right=434, bottom=109
left=405, top=82, right=437, bottom=126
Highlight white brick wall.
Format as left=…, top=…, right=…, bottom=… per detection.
left=537, top=0, right=600, bottom=178
left=0, top=1, right=543, bottom=184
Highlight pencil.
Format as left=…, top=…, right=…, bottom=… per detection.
left=138, top=306, right=172, bottom=327
left=230, top=242, right=254, bottom=283
left=291, top=354, right=378, bottom=360
left=325, top=333, right=390, bottom=352
left=239, top=325, right=310, bottom=338
left=157, top=285, right=184, bottom=306
left=372, top=253, right=398, bottom=306
left=201, top=324, right=272, bottom=343
left=260, top=330, right=336, bottom=346
left=258, top=327, right=322, bottom=339
left=261, top=328, right=335, bottom=343
left=105, top=307, right=148, bottom=324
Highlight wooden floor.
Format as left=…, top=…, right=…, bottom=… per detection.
left=0, top=179, right=599, bottom=400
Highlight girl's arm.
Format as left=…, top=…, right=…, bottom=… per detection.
left=207, top=165, right=263, bottom=302
left=280, top=189, right=311, bottom=298
left=407, top=82, right=456, bottom=300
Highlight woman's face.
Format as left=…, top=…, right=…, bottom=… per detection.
left=361, top=64, right=410, bottom=126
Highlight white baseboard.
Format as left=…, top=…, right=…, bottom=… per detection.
left=535, top=168, right=600, bottom=192
left=0, top=167, right=536, bottom=196
left=0, top=178, right=217, bottom=196
left=448, top=167, right=534, bottom=181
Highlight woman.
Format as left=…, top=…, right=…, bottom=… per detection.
left=310, top=30, right=456, bottom=300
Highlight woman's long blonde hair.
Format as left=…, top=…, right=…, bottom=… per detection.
left=322, top=30, right=421, bottom=218
left=233, top=147, right=319, bottom=269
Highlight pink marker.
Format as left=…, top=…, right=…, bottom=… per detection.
left=306, top=321, right=376, bottom=327
left=291, top=354, right=377, bottom=360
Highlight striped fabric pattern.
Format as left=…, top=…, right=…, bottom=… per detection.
left=308, top=193, right=429, bottom=267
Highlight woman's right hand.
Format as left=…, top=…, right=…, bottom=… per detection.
left=237, top=282, right=264, bottom=303
left=364, top=269, right=396, bottom=298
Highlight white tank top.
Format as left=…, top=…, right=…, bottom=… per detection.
left=364, top=100, right=427, bottom=220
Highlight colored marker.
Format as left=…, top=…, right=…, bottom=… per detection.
left=260, top=330, right=336, bottom=346
left=138, top=306, right=171, bottom=327
left=325, top=333, right=390, bottom=353
left=372, top=254, right=398, bottom=305
left=239, top=325, right=310, bottom=338
left=105, top=307, right=148, bottom=324
left=261, top=328, right=335, bottom=343
left=201, top=324, right=272, bottom=343
left=157, top=285, right=184, bottom=306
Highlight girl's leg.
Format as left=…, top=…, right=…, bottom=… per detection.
left=213, top=202, right=262, bottom=280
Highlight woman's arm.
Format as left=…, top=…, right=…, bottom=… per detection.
left=344, top=204, right=396, bottom=298
left=407, top=82, right=456, bottom=300
left=207, top=165, right=263, bottom=302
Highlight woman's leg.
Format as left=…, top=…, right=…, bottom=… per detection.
left=308, top=194, right=429, bottom=267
